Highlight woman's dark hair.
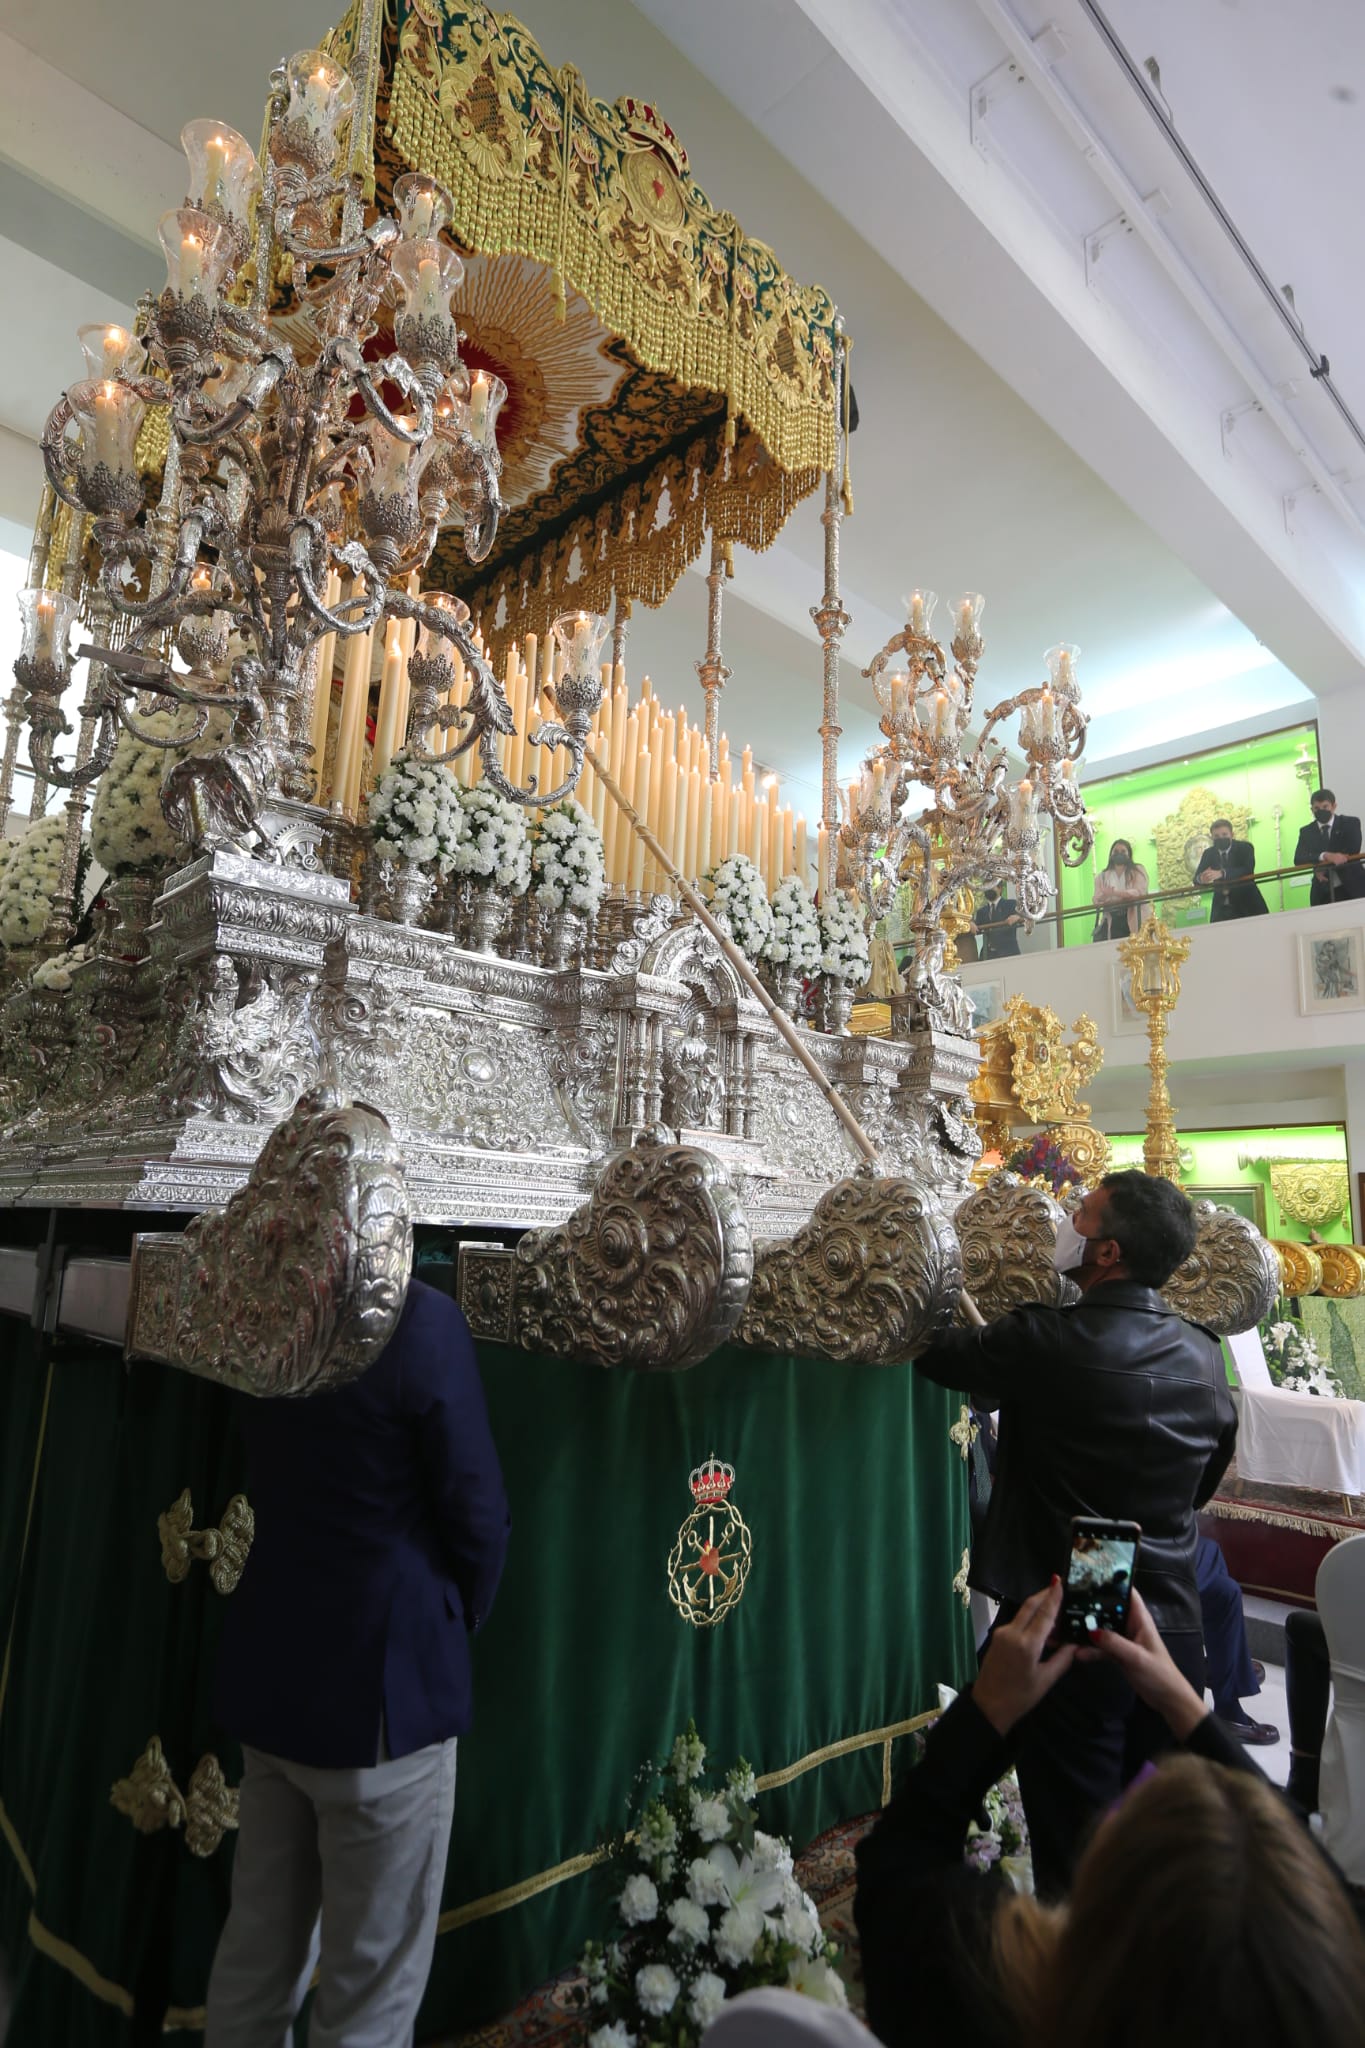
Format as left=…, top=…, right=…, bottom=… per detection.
left=1105, top=840, right=1133, bottom=867
left=1097, top=1169, right=1197, bottom=1286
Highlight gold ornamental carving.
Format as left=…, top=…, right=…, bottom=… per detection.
left=1004, top=997, right=1102, bottom=1124
left=1316, top=1244, right=1365, bottom=1300
left=1149, top=788, right=1253, bottom=897
left=1116, top=920, right=1190, bottom=1184
left=735, top=1175, right=962, bottom=1368
left=1268, top=1162, right=1350, bottom=1230
left=1159, top=1201, right=1280, bottom=1337
left=158, top=1489, right=255, bottom=1595
left=110, top=1738, right=239, bottom=1858
left=1046, top=1119, right=1112, bottom=1185
left=1271, top=1240, right=1324, bottom=1297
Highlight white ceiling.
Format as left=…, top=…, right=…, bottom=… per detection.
left=0, top=0, right=1355, bottom=818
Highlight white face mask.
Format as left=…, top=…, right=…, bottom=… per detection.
left=1052, top=1215, right=1090, bottom=1274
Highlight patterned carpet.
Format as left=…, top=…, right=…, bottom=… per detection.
left=424, top=1814, right=874, bottom=2048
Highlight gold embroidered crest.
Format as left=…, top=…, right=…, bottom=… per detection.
left=667, top=1455, right=752, bottom=1629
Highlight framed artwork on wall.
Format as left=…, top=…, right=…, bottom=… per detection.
left=1188, top=1183, right=1267, bottom=1233
left=1111, top=960, right=1147, bottom=1038
left=967, top=979, right=1006, bottom=1028
left=1297, top=928, right=1365, bottom=1016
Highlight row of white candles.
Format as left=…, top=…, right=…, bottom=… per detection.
left=307, top=582, right=820, bottom=897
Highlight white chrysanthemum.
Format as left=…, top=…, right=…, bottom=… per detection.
left=689, top=1973, right=728, bottom=2028
left=666, top=1897, right=710, bottom=1948
left=30, top=942, right=91, bottom=991
left=763, top=875, right=821, bottom=969
left=819, top=890, right=871, bottom=983
left=714, top=1902, right=765, bottom=1967
left=751, top=1831, right=794, bottom=1877
left=787, top=1956, right=848, bottom=2007
left=634, top=1963, right=679, bottom=2017
left=775, top=1880, right=822, bottom=1954
left=705, top=855, right=773, bottom=962
left=529, top=799, right=605, bottom=916
left=618, top=1873, right=659, bottom=1926
left=89, top=704, right=229, bottom=875
left=0, top=815, right=81, bottom=949
left=365, top=753, right=466, bottom=874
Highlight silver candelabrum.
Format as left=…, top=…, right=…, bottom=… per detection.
left=13, top=44, right=605, bottom=885
left=839, top=589, right=1094, bottom=1034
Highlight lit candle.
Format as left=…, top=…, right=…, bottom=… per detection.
left=409, top=189, right=436, bottom=240
left=101, top=326, right=129, bottom=377
left=469, top=371, right=490, bottom=443
left=93, top=381, right=123, bottom=471
left=32, top=594, right=57, bottom=664
left=1060, top=759, right=1075, bottom=783
left=204, top=134, right=228, bottom=209
left=889, top=673, right=908, bottom=723
left=871, top=759, right=886, bottom=804
left=933, top=690, right=948, bottom=738
left=414, top=255, right=444, bottom=323
left=847, top=778, right=861, bottom=826
left=1039, top=687, right=1056, bottom=742
left=910, top=590, right=927, bottom=637
left=956, top=597, right=975, bottom=642
left=817, top=821, right=828, bottom=895
left=300, top=66, right=331, bottom=137
left=180, top=232, right=204, bottom=296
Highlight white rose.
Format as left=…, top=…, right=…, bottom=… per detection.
left=687, top=1856, right=731, bottom=1908
left=688, top=1973, right=728, bottom=2028
left=618, top=1874, right=659, bottom=1926
left=666, top=1897, right=709, bottom=1948
left=634, top=1963, right=679, bottom=2018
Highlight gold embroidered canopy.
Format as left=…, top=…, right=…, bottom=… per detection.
left=325, top=0, right=848, bottom=653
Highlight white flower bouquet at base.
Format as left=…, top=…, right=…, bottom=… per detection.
left=1260, top=1315, right=1343, bottom=1397
left=574, top=1722, right=845, bottom=2048
left=30, top=943, right=92, bottom=992
left=705, top=857, right=773, bottom=964
left=0, top=815, right=82, bottom=950
left=89, top=706, right=229, bottom=876
left=452, top=785, right=532, bottom=893
left=763, top=876, right=821, bottom=974
left=367, top=754, right=466, bottom=873
left=529, top=800, right=606, bottom=916
left=818, top=892, right=871, bottom=987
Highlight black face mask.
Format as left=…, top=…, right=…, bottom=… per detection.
left=1314, top=806, right=1334, bottom=822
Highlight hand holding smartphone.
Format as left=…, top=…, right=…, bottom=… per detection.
left=1059, top=1517, right=1142, bottom=1644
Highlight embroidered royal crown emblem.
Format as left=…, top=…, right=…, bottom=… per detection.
left=668, top=1453, right=751, bottom=1629
left=689, top=1454, right=734, bottom=1505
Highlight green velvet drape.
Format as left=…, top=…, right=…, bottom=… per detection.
left=0, top=1316, right=973, bottom=2042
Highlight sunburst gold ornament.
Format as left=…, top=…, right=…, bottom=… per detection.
left=667, top=1454, right=752, bottom=1628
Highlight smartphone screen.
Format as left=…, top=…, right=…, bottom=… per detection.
left=1060, top=1519, right=1141, bottom=1642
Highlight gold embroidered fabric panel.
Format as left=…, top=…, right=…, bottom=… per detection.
left=158, top=1489, right=255, bottom=1595
left=110, top=1738, right=239, bottom=1859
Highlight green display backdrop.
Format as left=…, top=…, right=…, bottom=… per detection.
left=1105, top=1123, right=1351, bottom=1246
left=0, top=1317, right=974, bottom=2044
left=1059, top=723, right=1321, bottom=946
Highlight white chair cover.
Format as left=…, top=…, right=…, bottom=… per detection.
left=1316, top=1534, right=1365, bottom=1884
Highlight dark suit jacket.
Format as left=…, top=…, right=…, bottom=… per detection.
left=1194, top=839, right=1268, bottom=920
left=215, top=1279, right=510, bottom=1768
left=975, top=897, right=1021, bottom=956
left=914, top=1281, right=1236, bottom=1634
left=1294, top=814, right=1365, bottom=905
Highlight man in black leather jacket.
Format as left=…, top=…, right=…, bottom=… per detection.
left=914, top=1170, right=1237, bottom=1894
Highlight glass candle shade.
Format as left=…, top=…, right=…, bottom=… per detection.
left=180, top=119, right=259, bottom=235
left=391, top=239, right=465, bottom=344
left=77, top=322, right=145, bottom=383
left=17, top=587, right=80, bottom=672
left=466, top=369, right=506, bottom=450
left=550, top=610, right=612, bottom=680
left=368, top=419, right=426, bottom=500
left=393, top=173, right=454, bottom=244
left=1044, top=643, right=1081, bottom=698
left=902, top=587, right=938, bottom=640
left=283, top=49, right=355, bottom=150
left=415, top=591, right=470, bottom=660
left=68, top=377, right=146, bottom=479
left=158, top=207, right=236, bottom=305
left=953, top=591, right=985, bottom=645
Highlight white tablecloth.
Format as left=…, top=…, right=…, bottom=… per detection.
left=1237, top=1387, right=1365, bottom=1496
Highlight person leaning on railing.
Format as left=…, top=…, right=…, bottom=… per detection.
left=1091, top=839, right=1151, bottom=943
left=1293, top=789, right=1365, bottom=907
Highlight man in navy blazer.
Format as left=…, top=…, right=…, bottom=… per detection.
left=206, top=1278, right=510, bottom=2048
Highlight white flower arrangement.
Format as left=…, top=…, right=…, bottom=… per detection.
left=451, top=785, right=531, bottom=893
left=705, top=856, right=773, bottom=963
left=89, top=707, right=213, bottom=876
left=763, top=875, right=822, bottom=971
left=0, top=816, right=80, bottom=950
left=1260, top=1315, right=1343, bottom=1398
left=30, top=943, right=92, bottom=992
left=367, top=753, right=466, bottom=873
left=819, top=890, right=871, bottom=985
left=575, top=1722, right=844, bottom=2048
left=529, top=799, right=605, bottom=916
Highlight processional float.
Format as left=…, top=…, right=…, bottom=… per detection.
left=0, top=0, right=1276, bottom=1383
